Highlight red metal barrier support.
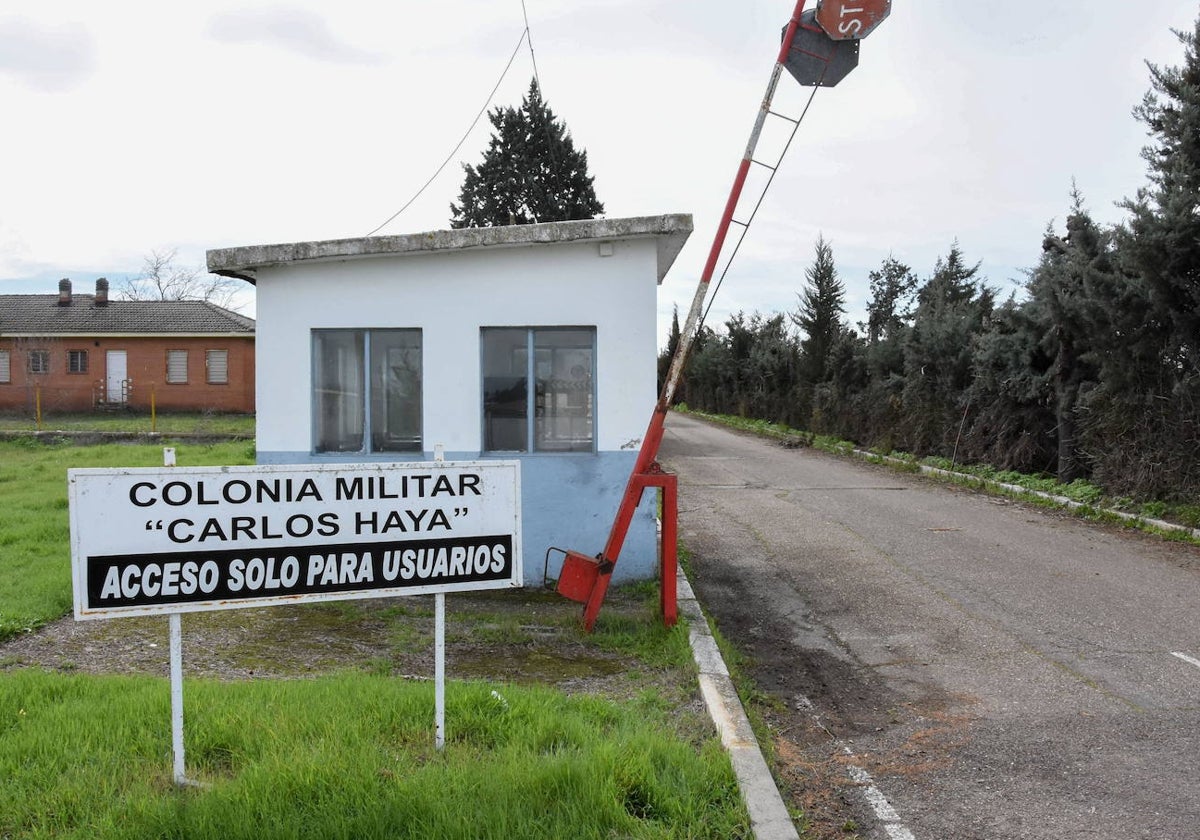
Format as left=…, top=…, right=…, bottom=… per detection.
left=569, top=0, right=813, bottom=631
left=581, top=466, right=678, bottom=631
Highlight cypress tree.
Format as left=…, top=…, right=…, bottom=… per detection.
left=791, top=235, right=846, bottom=385
left=450, top=79, right=604, bottom=228
left=902, top=243, right=993, bottom=456
left=1121, top=18, right=1200, bottom=363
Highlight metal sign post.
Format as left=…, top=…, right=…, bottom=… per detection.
left=161, top=447, right=199, bottom=787
left=433, top=445, right=446, bottom=752
left=435, top=592, right=446, bottom=750
left=68, top=455, right=522, bottom=777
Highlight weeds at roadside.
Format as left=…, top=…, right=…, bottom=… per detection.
left=677, top=407, right=1200, bottom=545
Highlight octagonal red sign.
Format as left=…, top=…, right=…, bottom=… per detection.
left=815, top=0, right=891, bottom=41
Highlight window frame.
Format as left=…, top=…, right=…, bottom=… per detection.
left=166, top=350, right=188, bottom=384
left=0, top=350, right=10, bottom=384
left=205, top=349, right=229, bottom=385
left=28, top=350, right=50, bottom=375
left=67, top=349, right=89, bottom=374
left=481, top=326, right=596, bottom=454
left=311, top=328, right=423, bottom=455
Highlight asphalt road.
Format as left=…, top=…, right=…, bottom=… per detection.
left=659, top=412, right=1200, bottom=840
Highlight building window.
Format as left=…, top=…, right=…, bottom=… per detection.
left=312, top=329, right=422, bottom=454
left=206, top=350, right=229, bottom=384
left=482, top=327, right=595, bottom=453
left=67, top=350, right=88, bottom=374
left=28, top=350, right=50, bottom=375
left=166, top=350, right=188, bottom=384
left=0, top=350, right=10, bottom=383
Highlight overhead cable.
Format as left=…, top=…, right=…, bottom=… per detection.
left=364, top=27, right=530, bottom=237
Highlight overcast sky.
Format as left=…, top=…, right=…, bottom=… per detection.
left=0, top=1, right=1193, bottom=344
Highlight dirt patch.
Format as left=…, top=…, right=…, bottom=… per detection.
left=683, top=546, right=975, bottom=840
left=0, top=587, right=691, bottom=709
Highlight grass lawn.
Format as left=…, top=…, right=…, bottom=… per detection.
left=0, top=439, right=256, bottom=641
left=0, top=669, right=744, bottom=839
left=0, top=412, right=256, bottom=436
left=0, top=439, right=751, bottom=838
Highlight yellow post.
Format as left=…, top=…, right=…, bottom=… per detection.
left=151, top=387, right=157, bottom=433
left=35, top=387, right=42, bottom=431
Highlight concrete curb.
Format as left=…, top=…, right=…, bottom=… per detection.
left=677, top=568, right=799, bottom=840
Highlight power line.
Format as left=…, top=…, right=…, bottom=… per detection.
left=521, top=0, right=542, bottom=94
left=364, top=27, right=530, bottom=237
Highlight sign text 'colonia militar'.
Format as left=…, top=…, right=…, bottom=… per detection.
left=69, top=461, right=522, bottom=619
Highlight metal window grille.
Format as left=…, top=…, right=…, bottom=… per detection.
left=0, top=351, right=9, bottom=383
left=28, top=350, right=49, bottom=374
left=68, top=350, right=88, bottom=374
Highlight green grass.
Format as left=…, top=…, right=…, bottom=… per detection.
left=0, top=668, right=747, bottom=839
left=0, top=412, right=255, bottom=436
left=0, top=438, right=751, bottom=837
left=0, top=439, right=256, bottom=641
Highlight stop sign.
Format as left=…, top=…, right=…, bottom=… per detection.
left=815, top=0, right=891, bottom=41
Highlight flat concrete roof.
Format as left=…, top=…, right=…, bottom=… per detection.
left=206, top=214, right=694, bottom=285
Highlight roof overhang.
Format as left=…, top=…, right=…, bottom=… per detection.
left=206, top=214, right=694, bottom=286
left=0, top=332, right=254, bottom=340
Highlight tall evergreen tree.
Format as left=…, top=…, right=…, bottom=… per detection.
left=864, top=256, right=919, bottom=345
left=1029, top=192, right=1115, bottom=481
left=658, top=305, right=682, bottom=398
left=1080, top=15, right=1200, bottom=498
left=1121, top=18, right=1200, bottom=365
left=450, top=79, right=604, bottom=228
left=902, top=243, right=993, bottom=455
left=790, top=235, right=846, bottom=386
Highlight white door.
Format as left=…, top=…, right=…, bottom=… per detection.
left=106, top=350, right=127, bottom=403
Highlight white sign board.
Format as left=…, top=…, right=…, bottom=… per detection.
left=69, top=461, right=522, bottom=620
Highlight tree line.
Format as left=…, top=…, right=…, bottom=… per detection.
left=663, top=19, right=1200, bottom=502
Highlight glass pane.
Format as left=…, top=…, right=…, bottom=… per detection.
left=534, top=329, right=594, bottom=452
left=370, top=330, right=422, bottom=452
left=482, top=328, right=529, bottom=451
left=313, top=331, right=364, bottom=452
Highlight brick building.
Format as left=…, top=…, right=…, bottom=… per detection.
left=0, top=278, right=255, bottom=414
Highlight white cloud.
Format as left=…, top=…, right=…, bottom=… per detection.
left=205, top=6, right=384, bottom=65
left=0, top=17, right=95, bottom=92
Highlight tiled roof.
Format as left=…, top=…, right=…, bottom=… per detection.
left=0, top=295, right=255, bottom=335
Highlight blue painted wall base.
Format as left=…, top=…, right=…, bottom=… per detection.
left=256, top=450, right=658, bottom=587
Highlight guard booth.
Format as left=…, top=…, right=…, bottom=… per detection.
left=207, top=214, right=692, bottom=586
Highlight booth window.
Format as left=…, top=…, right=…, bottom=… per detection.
left=0, top=350, right=9, bottom=383
left=206, top=350, right=229, bottom=384
left=482, top=327, right=594, bottom=453
left=313, top=329, right=422, bottom=454
left=166, top=350, right=188, bottom=383
left=28, top=350, right=49, bottom=375
left=67, top=350, right=88, bottom=374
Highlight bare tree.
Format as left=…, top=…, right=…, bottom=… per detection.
left=117, top=248, right=241, bottom=310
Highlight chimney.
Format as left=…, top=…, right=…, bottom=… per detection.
left=95, top=277, right=109, bottom=307
left=58, top=278, right=72, bottom=306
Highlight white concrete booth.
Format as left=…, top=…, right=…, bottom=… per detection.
left=207, top=214, right=693, bottom=585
